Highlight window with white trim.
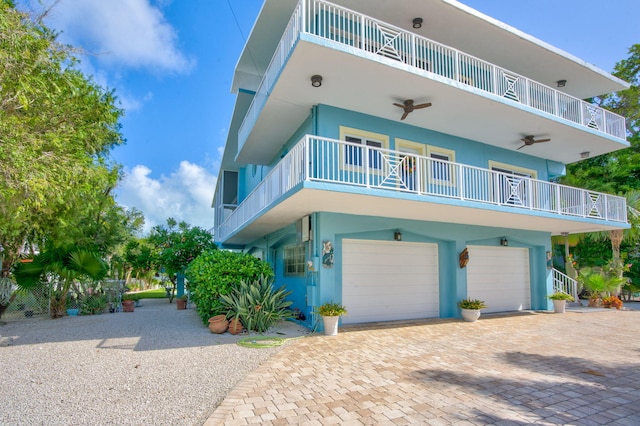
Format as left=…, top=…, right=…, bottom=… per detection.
left=344, top=135, right=383, bottom=169
left=284, top=244, right=305, bottom=276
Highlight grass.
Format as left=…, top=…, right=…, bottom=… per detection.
left=131, top=288, right=169, bottom=299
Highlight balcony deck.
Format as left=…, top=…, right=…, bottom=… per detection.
left=236, top=0, right=627, bottom=165
left=216, top=136, right=627, bottom=244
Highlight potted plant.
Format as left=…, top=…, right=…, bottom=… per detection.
left=548, top=292, right=574, bottom=313
left=176, top=294, right=188, bottom=310
left=457, top=298, right=487, bottom=322
left=315, top=302, right=347, bottom=336
left=602, top=295, right=623, bottom=310
left=121, top=294, right=136, bottom=312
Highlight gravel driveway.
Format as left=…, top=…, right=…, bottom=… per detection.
left=0, top=298, right=308, bottom=425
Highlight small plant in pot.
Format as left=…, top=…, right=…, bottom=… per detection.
left=457, top=298, right=487, bottom=322
left=121, top=294, right=136, bottom=312
left=548, top=292, right=574, bottom=313
left=315, top=302, right=347, bottom=336
left=176, top=294, right=188, bottom=310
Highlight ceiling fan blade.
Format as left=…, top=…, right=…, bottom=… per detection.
left=393, top=103, right=405, bottom=109
left=516, top=144, right=527, bottom=150
left=401, top=111, right=409, bottom=120
left=413, top=103, right=432, bottom=109
left=534, top=138, right=551, bottom=143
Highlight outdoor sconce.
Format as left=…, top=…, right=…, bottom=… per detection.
left=557, top=79, right=567, bottom=88
left=546, top=251, right=553, bottom=269
left=311, top=75, right=323, bottom=87
left=500, top=237, right=509, bottom=247
left=394, top=230, right=402, bottom=241
left=412, top=17, right=423, bottom=29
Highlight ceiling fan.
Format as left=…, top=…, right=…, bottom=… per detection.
left=517, top=135, right=551, bottom=150
left=393, top=99, right=432, bottom=120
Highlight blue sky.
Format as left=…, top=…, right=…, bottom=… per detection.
left=20, top=0, right=639, bottom=233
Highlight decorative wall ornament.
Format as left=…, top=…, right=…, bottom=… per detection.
left=322, top=240, right=334, bottom=268
left=459, top=248, right=469, bottom=268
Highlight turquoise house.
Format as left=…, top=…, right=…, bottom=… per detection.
left=212, top=0, right=630, bottom=328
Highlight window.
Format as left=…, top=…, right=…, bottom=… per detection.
left=284, top=244, right=305, bottom=276
left=339, top=127, right=389, bottom=171
left=427, top=146, right=456, bottom=185
left=489, top=161, right=537, bottom=206
left=344, top=135, right=383, bottom=169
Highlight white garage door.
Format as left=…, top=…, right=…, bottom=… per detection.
left=466, top=245, right=530, bottom=313
left=342, top=239, right=439, bottom=324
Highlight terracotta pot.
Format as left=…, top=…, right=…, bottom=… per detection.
left=122, top=300, right=135, bottom=312
left=176, top=298, right=187, bottom=310
left=227, top=318, right=244, bottom=335
left=208, top=315, right=229, bottom=334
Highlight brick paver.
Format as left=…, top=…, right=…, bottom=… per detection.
left=204, top=310, right=640, bottom=425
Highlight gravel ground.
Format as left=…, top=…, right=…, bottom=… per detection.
left=0, top=298, right=309, bottom=425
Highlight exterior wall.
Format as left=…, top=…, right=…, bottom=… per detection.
left=245, top=211, right=553, bottom=329
left=315, top=104, right=565, bottom=182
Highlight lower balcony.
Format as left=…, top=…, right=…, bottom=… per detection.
left=216, top=136, right=627, bottom=244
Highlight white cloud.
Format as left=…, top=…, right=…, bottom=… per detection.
left=116, top=162, right=217, bottom=234
left=43, top=0, right=194, bottom=73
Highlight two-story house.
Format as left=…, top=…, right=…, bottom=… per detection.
left=212, top=0, right=629, bottom=328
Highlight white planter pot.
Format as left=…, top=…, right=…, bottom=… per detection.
left=322, top=315, right=340, bottom=336
left=461, top=308, right=481, bottom=322
left=552, top=299, right=566, bottom=313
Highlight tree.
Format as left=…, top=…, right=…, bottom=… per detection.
left=0, top=1, right=124, bottom=277
left=562, top=44, right=640, bottom=193
left=147, top=218, right=216, bottom=302
left=13, top=246, right=107, bottom=318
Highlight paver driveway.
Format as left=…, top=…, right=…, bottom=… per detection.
left=206, top=309, right=640, bottom=425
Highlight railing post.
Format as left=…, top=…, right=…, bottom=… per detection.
left=527, top=178, right=533, bottom=210
left=454, top=50, right=460, bottom=82
left=304, top=136, right=310, bottom=182
left=365, top=145, right=370, bottom=187
left=458, top=164, right=464, bottom=200
left=301, top=0, right=306, bottom=33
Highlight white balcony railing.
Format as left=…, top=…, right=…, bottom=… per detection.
left=217, top=136, right=627, bottom=241
left=238, top=0, right=626, bottom=148
left=552, top=268, right=580, bottom=303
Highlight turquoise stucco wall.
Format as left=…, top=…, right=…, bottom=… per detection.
left=314, top=104, right=564, bottom=181
left=248, top=211, right=553, bottom=329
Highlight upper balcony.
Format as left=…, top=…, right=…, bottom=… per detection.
left=234, top=0, right=628, bottom=166
left=216, top=135, right=627, bottom=244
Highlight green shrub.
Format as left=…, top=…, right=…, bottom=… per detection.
left=219, top=276, right=293, bottom=332
left=457, top=298, right=487, bottom=310
left=80, top=295, right=107, bottom=315
left=185, top=250, right=274, bottom=324
left=548, top=292, right=574, bottom=301
left=315, top=302, right=347, bottom=317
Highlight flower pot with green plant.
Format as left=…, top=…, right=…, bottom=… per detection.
left=457, top=298, right=487, bottom=322
left=176, top=294, right=188, bottom=310
left=315, top=302, right=347, bottom=335
left=548, top=292, right=574, bottom=313
left=121, top=294, right=136, bottom=312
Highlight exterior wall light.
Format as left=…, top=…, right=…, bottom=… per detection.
left=500, top=237, right=509, bottom=246
left=311, top=75, right=322, bottom=87
left=412, top=17, right=423, bottom=29
left=557, top=79, right=567, bottom=88
left=394, top=230, right=402, bottom=241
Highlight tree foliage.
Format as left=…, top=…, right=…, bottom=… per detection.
left=147, top=218, right=216, bottom=281
left=185, top=250, right=273, bottom=324
left=0, top=1, right=125, bottom=276
left=562, top=44, right=640, bottom=193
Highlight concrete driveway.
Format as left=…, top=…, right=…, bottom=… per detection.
left=206, top=308, right=640, bottom=425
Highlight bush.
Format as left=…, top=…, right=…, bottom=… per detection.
left=220, top=275, right=293, bottom=332
left=457, top=298, right=487, bottom=310
left=185, top=250, right=274, bottom=324
left=548, top=292, right=574, bottom=301
left=315, top=302, right=347, bottom=317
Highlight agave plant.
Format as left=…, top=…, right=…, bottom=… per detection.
left=13, top=247, right=107, bottom=318
left=219, top=275, right=293, bottom=332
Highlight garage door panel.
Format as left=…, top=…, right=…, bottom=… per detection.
left=342, top=239, right=439, bottom=324
left=466, top=245, right=530, bottom=313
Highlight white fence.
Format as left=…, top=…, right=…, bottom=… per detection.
left=552, top=268, right=580, bottom=302
left=217, top=136, right=627, bottom=241
left=238, top=0, right=626, bottom=146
